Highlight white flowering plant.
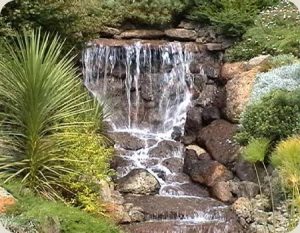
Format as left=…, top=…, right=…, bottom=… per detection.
left=226, top=0, right=300, bottom=61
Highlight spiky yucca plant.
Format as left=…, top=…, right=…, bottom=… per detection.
left=0, top=30, right=91, bottom=199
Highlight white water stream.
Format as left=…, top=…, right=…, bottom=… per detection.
left=82, top=41, right=233, bottom=229
left=83, top=41, right=194, bottom=195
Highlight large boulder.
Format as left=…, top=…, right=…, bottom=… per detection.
left=220, top=62, right=244, bottom=81
left=224, top=67, right=259, bottom=122
left=197, top=119, right=240, bottom=166
left=183, top=149, right=233, bottom=187
left=221, top=56, right=271, bottom=123
left=110, top=132, right=145, bottom=151
left=165, top=28, right=197, bottom=41
left=0, top=187, right=16, bottom=214
left=148, top=140, right=182, bottom=159
left=117, top=169, right=160, bottom=195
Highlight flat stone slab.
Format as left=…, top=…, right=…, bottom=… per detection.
left=122, top=221, right=243, bottom=233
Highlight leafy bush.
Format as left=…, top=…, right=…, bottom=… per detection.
left=63, top=133, right=114, bottom=215
left=2, top=182, right=120, bottom=233
left=237, top=90, right=300, bottom=144
left=242, top=138, right=270, bottom=163
left=0, top=0, right=189, bottom=53
left=0, top=30, right=100, bottom=199
left=187, top=0, right=278, bottom=37
left=226, top=1, right=300, bottom=61
left=250, top=64, right=300, bottom=104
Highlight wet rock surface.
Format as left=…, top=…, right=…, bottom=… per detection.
left=117, top=169, right=160, bottom=195
left=83, top=33, right=248, bottom=232
left=111, top=132, right=145, bottom=151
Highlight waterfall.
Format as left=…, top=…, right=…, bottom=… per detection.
left=83, top=40, right=193, bottom=137
left=82, top=40, right=241, bottom=232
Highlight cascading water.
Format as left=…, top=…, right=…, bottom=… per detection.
left=83, top=39, right=193, bottom=134
left=82, top=39, right=241, bottom=233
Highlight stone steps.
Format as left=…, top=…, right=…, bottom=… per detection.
left=123, top=195, right=242, bottom=233
left=122, top=221, right=243, bottom=233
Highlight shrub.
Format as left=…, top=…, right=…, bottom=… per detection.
left=0, top=30, right=97, bottom=199
left=226, top=1, right=300, bottom=61
left=62, top=133, right=114, bottom=215
left=250, top=64, right=300, bottom=104
left=271, top=136, right=300, bottom=220
left=187, top=0, right=278, bottom=37
left=242, top=138, right=270, bottom=163
left=237, top=90, right=300, bottom=144
left=2, top=182, right=120, bottom=233
left=1, top=0, right=189, bottom=54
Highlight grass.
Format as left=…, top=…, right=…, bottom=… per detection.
left=1, top=182, right=120, bottom=233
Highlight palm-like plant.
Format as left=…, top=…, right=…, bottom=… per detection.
left=0, top=30, right=91, bottom=199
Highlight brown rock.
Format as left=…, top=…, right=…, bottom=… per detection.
left=224, top=67, right=260, bottom=122
left=110, top=132, right=145, bottom=151
left=118, top=30, right=165, bottom=39
left=0, top=187, right=16, bottom=213
left=206, top=43, right=223, bottom=51
left=100, top=27, right=121, bottom=37
left=184, top=107, right=203, bottom=137
left=117, top=169, right=160, bottom=195
left=185, top=145, right=207, bottom=157
left=229, top=181, right=260, bottom=199
left=106, top=202, right=131, bottom=223
left=212, top=181, right=233, bottom=203
left=244, top=55, right=271, bottom=71
left=220, top=62, right=244, bottom=81
left=233, top=159, right=264, bottom=182
left=165, top=28, right=197, bottom=41
left=183, top=150, right=233, bottom=187
left=197, top=119, right=240, bottom=166
left=222, top=55, right=272, bottom=122
left=148, top=140, right=182, bottom=159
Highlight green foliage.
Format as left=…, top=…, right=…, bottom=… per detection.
left=0, top=30, right=97, bottom=199
left=0, top=0, right=189, bottom=53
left=236, top=90, right=300, bottom=145
left=226, top=1, right=300, bottom=61
left=1, top=182, right=120, bottom=233
left=102, top=0, right=189, bottom=26
left=260, top=54, right=300, bottom=72
left=187, top=0, right=278, bottom=37
left=271, top=136, right=300, bottom=221
left=62, top=133, right=114, bottom=215
left=242, top=138, right=270, bottom=163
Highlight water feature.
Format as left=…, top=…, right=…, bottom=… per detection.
left=82, top=39, right=241, bottom=233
